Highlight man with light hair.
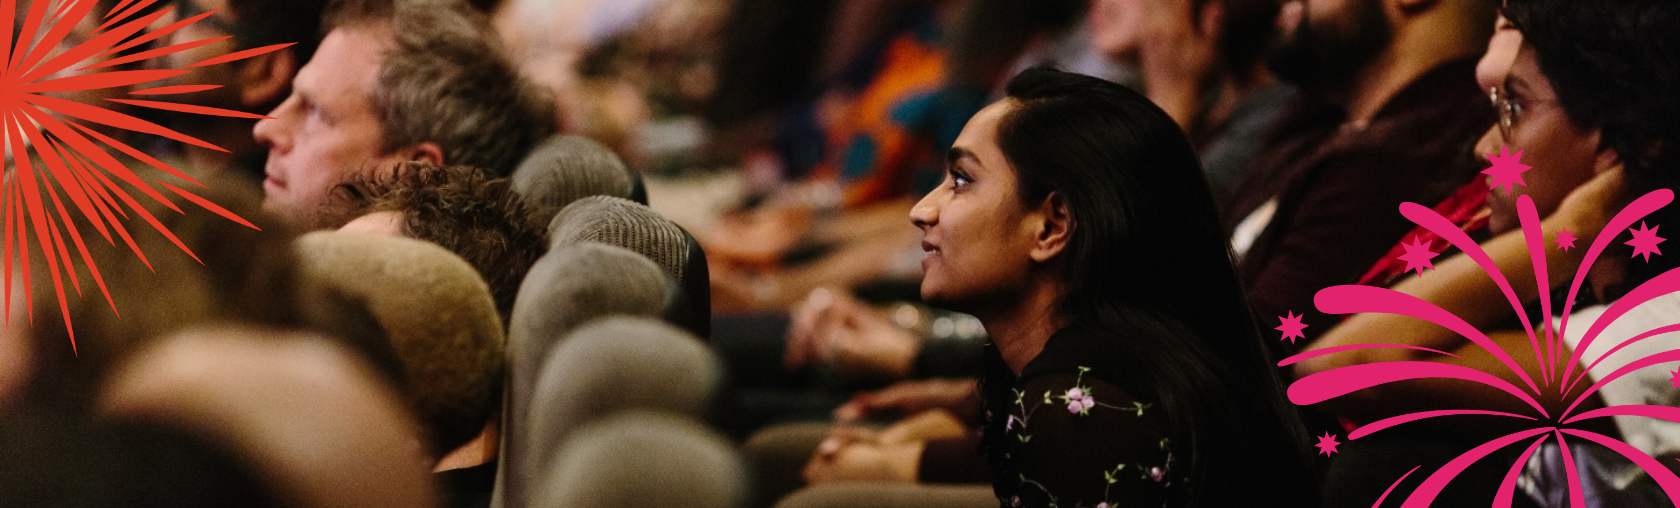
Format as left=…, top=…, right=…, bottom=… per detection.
left=254, top=0, right=556, bottom=228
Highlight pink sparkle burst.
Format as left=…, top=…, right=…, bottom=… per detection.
left=1314, top=432, right=1341, bottom=456
left=1481, top=145, right=1532, bottom=195
left=1282, top=189, right=1680, bottom=506
left=1627, top=221, right=1666, bottom=262
left=1396, top=236, right=1438, bottom=277
left=1276, top=311, right=1308, bottom=344
left=1556, top=229, right=1577, bottom=251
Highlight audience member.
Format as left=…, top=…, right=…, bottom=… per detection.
left=254, top=0, right=556, bottom=228
left=329, top=161, right=549, bottom=324
left=145, top=0, right=330, bottom=182
left=0, top=406, right=281, bottom=508
left=8, top=185, right=301, bottom=412
left=796, top=68, right=1316, bottom=507
left=293, top=232, right=504, bottom=461
left=1090, top=0, right=1296, bottom=204
left=99, top=324, right=438, bottom=508
left=1222, top=0, right=1498, bottom=343
left=1300, top=0, right=1680, bottom=505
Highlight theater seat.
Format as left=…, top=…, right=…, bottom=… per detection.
left=531, top=411, right=745, bottom=508
left=494, top=243, right=669, bottom=508
left=523, top=317, right=718, bottom=482
left=511, top=135, right=640, bottom=214
left=548, top=196, right=712, bottom=340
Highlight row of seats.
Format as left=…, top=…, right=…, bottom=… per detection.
left=495, top=144, right=736, bottom=508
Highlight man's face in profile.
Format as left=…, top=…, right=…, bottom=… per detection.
left=253, top=27, right=407, bottom=226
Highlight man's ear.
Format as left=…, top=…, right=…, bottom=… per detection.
left=403, top=142, right=445, bottom=166
left=238, top=50, right=299, bottom=108
left=1029, top=192, right=1073, bottom=263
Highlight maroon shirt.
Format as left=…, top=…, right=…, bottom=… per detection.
left=1222, top=58, right=1496, bottom=350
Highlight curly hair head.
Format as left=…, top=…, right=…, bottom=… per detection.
left=327, top=162, right=548, bottom=324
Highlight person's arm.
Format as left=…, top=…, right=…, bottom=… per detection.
left=1243, top=154, right=1450, bottom=351
left=1296, top=169, right=1625, bottom=432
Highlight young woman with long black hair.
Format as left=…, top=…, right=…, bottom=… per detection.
left=910, top=67, right=1317, bottom=507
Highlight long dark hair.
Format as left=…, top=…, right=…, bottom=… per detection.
left=996, top=68, right=1317, bottom=507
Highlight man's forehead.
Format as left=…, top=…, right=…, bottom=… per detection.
left=295, top=28, right=388, bottom=94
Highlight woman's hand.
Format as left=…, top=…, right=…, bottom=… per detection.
left=802, top=424, right=924, bottom=484
left=1549, top=167, right=1626, bottom=238
left=832, top=378, right=980, bottom=423
left=785, top=288, right=920, bottom=381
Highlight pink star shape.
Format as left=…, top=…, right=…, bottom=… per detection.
left=1481, top=145, right=1533, bottom=195
left=1626, top=221, right=1666, bottom=262
left=1397, top=236, right=1438, bottom=276
left=1556, top=229, right=1578, bottom=252
left=1276, top=311, right=1308, bottom=344
left=1315, top=432, right=1341, bottom=456
left=1670, top=368, right=1680, bottom=389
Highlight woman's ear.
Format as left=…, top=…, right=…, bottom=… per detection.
left=1029, top=193, right=1073, bottom=263
left=1593, top=140, right=1624, bottom=174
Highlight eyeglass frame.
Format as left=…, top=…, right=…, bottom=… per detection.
left=1486, top=80, right=1559, bottom=144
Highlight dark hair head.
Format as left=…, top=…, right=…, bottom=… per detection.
left=996, top=67, right=1316, bottom=506
left=15, top=180, right=404, bottom=418
left=1504, top=0, right=1680, bottom=288
left=324, top=0, right=558, bottom=176
left=1201, top=0, right=1282, bottom=80
left=0, top=409, right=281, bottom=508
left=327, top=162, right=548, bottom=325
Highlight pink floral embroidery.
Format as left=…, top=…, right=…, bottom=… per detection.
left=1064, top=387, right=1096, bottom=414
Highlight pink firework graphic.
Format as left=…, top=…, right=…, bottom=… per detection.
left=1279, top=147, right=1680, bottom=506
left=2, top=0, right=285, bottom=351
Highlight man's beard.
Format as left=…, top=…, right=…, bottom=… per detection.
left=1266, top=0, right=1393, bottom=95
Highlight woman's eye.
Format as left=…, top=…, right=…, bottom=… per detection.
left=951, top=172, right=972, bottom=190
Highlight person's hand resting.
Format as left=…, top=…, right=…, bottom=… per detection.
left=704, top=204, right=814, bottom=266
left=802, top=410, right=968, bottom=484
left=832, top=378, right=980, bottom=424
left=785, top=288, right=920, bottom=382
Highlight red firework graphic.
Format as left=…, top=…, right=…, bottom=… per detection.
left=3, top=0, right=288, bottom=351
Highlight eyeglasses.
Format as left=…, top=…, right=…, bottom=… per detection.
left=1489, top=86, right=1521, bottom=142
left=1488, top=83, right=1559, bottom=143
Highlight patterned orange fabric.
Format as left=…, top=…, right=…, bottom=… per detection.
left=811, top=32, right=949, bottom=209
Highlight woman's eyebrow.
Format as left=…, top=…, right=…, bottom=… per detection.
left=947, top=147, right=978, bottom=166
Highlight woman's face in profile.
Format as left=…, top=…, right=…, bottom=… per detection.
left=910, top=101, right=1046, bottom=310
left=1473, top=43, right=1605, bottom=234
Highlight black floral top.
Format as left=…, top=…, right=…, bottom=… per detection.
left=980, top=326, right=1188, bottom=508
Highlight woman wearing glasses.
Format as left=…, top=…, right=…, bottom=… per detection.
left=1299, top=0, right=1680, bottom=505
left=910, top=67, right=1317, bottom=507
